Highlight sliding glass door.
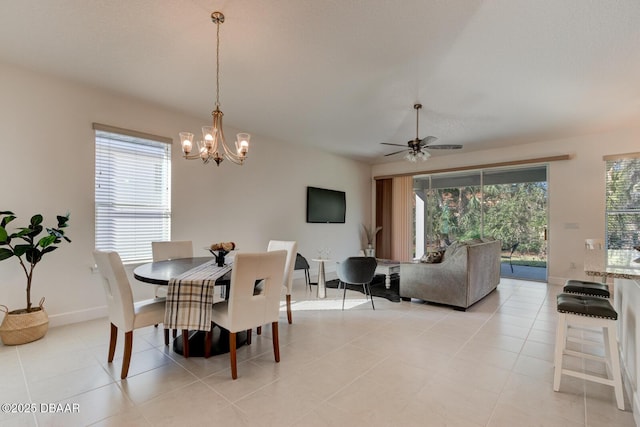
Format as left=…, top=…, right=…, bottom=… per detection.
left=413, top=165, right=548, bottom=281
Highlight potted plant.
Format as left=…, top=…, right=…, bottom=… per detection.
left=0, top=211, right=71, bottom=345
left=361, top=224, right=382, bottom=257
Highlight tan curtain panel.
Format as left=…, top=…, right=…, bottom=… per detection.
left=391, top=176, right=413, bottom=261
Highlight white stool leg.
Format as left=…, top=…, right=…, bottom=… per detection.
left=553, top=312, right=567, bottom=391
left=606, top=322, right=624, bottom=410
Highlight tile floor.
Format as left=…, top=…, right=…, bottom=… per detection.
left=0, top=277, right=636, bottom=426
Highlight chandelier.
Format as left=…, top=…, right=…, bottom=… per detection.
left=179, top=11, right=250, bottom=166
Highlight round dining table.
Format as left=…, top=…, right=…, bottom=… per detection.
left=133, top=257, right=245, bottom=357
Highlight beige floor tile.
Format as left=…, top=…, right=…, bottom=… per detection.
left=499, top=372, right=586, bottom=424
left=469, top=330, right=525, bottom=353
left=0, top=413, right=37, bottom=427
left=118, top=363, right=198, bottom=405
left=35, top=383, right=133, bottom=427
left=0, top=278, right=634, bottom=427
left=28, top=364, right=115, bottom=403
left=436, top=357, right=511, bottom=394
left=520, top=339, right=555, bottom=362
left=455, top=341, right=520, bottom=371
left=417, top=330, right=468, bottom=356
left=203, top=360, right=280, bottom=402
left=478, top=320, right=531, bottom=340
left=234, top=378, right=323, bottom=427
left=411, top=374, right=501, bottom=426
left=138, top=381, right=231, bottom=426
left=488, top=402, right=584, bottom=427
left=512, top=354, right=555, bottom=383
left=89, top=408, right=151, bottom=426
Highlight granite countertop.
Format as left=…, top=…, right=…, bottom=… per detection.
left=585, top=249, right=640, bottom=279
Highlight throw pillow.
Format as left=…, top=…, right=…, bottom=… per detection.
left=420, top=250, right=444, bottom=264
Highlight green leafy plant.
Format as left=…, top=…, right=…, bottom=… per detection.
left=0, top=211, right=71, bottom=313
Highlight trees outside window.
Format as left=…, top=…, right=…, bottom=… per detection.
left=413, top=166, right=547, bottom=269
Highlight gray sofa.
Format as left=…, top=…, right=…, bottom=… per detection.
left=399, top=239, right=501, bottom=310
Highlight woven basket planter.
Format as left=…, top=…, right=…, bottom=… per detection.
left=0, top=299, right=49, bottom=345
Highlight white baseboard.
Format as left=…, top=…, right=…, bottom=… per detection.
left=48, top=306, right=108, bottom=328
left=620, top=353, right=640, bottom=425
left=547, top=275, right=568, bottom=286
left=633, top=390, right=639, bottom=427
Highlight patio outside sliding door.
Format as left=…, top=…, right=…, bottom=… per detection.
left=482, top=166, right=547, bottom=281
left=412, top=165, right=548, bottom=281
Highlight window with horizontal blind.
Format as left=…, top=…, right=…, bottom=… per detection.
left=605, top=154, right=640, bottom=252
left=94, top=124, right=171, bottom=264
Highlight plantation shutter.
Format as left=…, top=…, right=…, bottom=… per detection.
left=605, top=153, right=640, bottom=251
left=94, top=124, right=172, bottom=263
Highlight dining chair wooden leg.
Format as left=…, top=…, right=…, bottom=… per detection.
left=229, top=332, right=238, bottom=379
left=286, top=294, right=293, bottom=324
left=172, top=329, right=177, bottom=338
left=246, top=328, right=252, bottom=345
left=204, top=330, right=212, bottom=359
left=121, top=331, right=133, bottom=379
left=108, top=323, right=117, bottom=363
left=271, top=322, right=280, bottom=363
left=257, top=326, right=262, bottom=335
left=164, top=328, right=169, bottom=346
left=182, top=330, right=189, bottom=358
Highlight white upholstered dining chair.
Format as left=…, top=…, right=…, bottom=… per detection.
left=151, top=240, right=194, bottom=337
left=210, top=250, right=287, bottom=379
left=256, top=240, right=297, bottom=336
left=268, top=240, right=297, bottom=324
left=151, top=240, right=194, bottom=297
left=93, top=250, right=168, bottom=379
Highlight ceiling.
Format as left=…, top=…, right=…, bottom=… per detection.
left=1, top=0, right=639, bottom=164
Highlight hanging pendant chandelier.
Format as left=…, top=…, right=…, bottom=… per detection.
left=179, top=11, right=250, bottom=166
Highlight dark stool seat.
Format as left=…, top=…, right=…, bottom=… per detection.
left=556, top=293, right=617, bottom=319
left=563, top=279, right=610, bottom=298
left=553, top=293, right=624, bottom=410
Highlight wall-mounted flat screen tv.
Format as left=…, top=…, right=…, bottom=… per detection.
left=306, top=186, right=346, bottom=223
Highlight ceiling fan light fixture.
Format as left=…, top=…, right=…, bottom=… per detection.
left=380, top=103, right=463, bottom=161
left=405, top=151, right=417, bottom=162
left=406, top=149, right=430, bottom=162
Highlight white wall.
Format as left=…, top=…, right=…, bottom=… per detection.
left=0, top=62, right=372, bottom=326
left=615, top=277, right=640, bottom=424
left=2, top=58, right=638, bottom=326
left=372, top=126, right=640, bottom=285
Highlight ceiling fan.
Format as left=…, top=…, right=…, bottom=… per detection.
left=381, top=104, right=463, bottom=161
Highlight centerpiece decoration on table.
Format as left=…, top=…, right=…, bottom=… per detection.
left=209, top=241, right=236, bottom=267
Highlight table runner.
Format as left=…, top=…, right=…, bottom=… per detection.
left=164, top=259, right=232, bottom=331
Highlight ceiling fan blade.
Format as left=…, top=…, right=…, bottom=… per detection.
left=420, top=136, right=438, bottom=146
left=380, top=142, right=409, bottom=147
left=384, top=149, right=408, bottom=156
left=426, top=144, right=463, bottom=150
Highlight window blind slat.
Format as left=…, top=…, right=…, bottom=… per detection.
left=95, top=129, right=171, bottom=263
left=606, top=158, right=640, bottom=251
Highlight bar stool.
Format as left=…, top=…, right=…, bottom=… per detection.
left=563, top=279, right=610, bottom=298
left=553, top=293, right=624, bottom=410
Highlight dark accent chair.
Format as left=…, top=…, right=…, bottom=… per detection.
left=294, top=253, right=312, bottom=291
left=336, top=257, right=378, bottom=310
